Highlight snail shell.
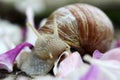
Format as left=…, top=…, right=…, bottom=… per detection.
left=39, top=3, right=114, bottom=56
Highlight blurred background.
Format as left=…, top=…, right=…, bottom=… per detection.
left=0, top=0, right=120, bottom=35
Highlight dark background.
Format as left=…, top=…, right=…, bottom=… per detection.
left=0, top=0, right=119, bottom=30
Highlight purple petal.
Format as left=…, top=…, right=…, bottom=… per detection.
left=116, top=39, right=120, bottom=47
left=93, top=50, right=103, bottom=59
left=80, top=65, right=100, bottom=80
left=0, top=42, right=33, bottom=72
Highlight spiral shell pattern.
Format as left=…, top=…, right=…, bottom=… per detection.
left=39, top=3, right=114, bottom=56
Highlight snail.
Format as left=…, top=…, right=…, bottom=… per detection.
left=20, top=3, right=114, bottom=76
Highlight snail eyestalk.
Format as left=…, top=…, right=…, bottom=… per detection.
left=26, top=22, right=45, bottom=41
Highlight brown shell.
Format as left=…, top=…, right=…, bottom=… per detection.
left=38, top=3, right=114, bottom=56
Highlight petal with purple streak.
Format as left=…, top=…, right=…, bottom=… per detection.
left=93, top=50, right=103, bottom=59
left=116, top=39, right=120, bottom=47
left=80, top=65, right=99, bottom=80
left=0, top=42, right=33, bottom=72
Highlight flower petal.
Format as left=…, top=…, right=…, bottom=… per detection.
left=84, top=55, right=120, bottom=80
left=116, top=39, right=120, bottom=47
left=0, top=42, right=33, bottom=72
left=55, top=51, right=83, bottom=77
left=64, top=63, right=89, bottom=80
left=93, top=50, right=103, bottom=59
left=80, top=65, right=99, bottom=80
left=101, top=48, right=120, bottom=61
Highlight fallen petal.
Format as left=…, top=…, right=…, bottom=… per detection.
left=80, top=65, right=99, bottom=80
left=0, top=19, right=22, bottom=54
left=84, top=55, right=120, bottom=80
left=116, top=39, right=120, bottom=47
left=93, top=50, right=103, bottom=59
left=84, top=55, right=120, bottom=69
left=101, top=48, right=120, bottom=61
left=0, top=42, right=33, bottom=72
left=64, top=63, right=89, bottom=80
left=55, top=51, right=83, bottom=77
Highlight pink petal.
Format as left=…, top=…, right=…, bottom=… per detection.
left=80, top=65, right=99, bottom=80
left=101, top=48, right=120, bottom=61
left=92, top=61, right=120, bottom=80
left=56, top=52, right=83, bottom=77
left=93, top=50, right=103, bottom=59
left=0, top=42, right=33, bottom=72
left=116, top=39, right=120, bottom=47
left=84, top=55, right=120, bottom=80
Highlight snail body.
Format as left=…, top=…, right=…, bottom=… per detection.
left=21, top=3, right=114, bottom=75
left=21, top=18, right=69, bottom=75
